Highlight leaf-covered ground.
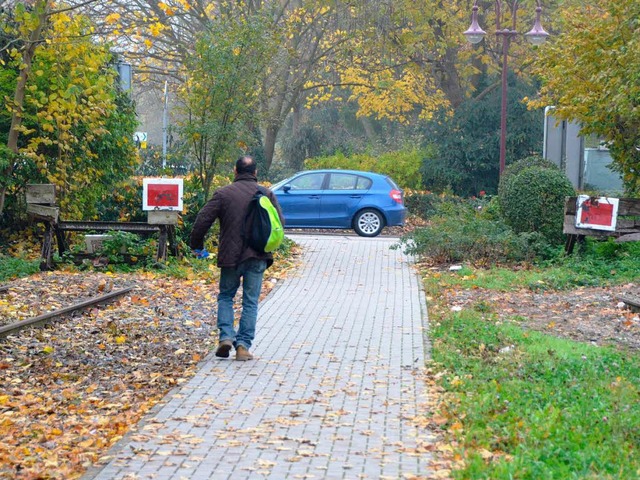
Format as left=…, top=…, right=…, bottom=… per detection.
left=0, top=263, right=295, bottom=479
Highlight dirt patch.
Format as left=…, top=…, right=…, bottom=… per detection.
left=443, top=284, right=640, bottom=351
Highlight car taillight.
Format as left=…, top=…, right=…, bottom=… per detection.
left=390, top=189, right=403, bottom=204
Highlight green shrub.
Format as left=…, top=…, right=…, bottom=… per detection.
left=0, top=255, right=40, bottom=282
left=305, top=149, right=424, bottom=189
left=375, top=150, right=423, bottom=189
left=100, top=231, right=156, bottom=261
left=498, top=166, right=575, bottom=244
left=305, top=151, right=375, bottom=171
left=403, top=191, right=443, bottom=219
left=501, top=155, right=560, bottom=182
left=397, top=199, right=554, bottom=265
left=97, top=177, right=146, bottom=222
left=477, top=195, right=502, bottom=221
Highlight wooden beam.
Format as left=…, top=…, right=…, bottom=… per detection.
left=27, top=204, right=59, bottom=222
left=58, top=221, right=159, bottom=233
left=615, top=233, right=640, bottom=243
left=147, top=210, right=179, bottom=225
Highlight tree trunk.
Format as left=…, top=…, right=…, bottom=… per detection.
left=292, top=105, right=300, bottom=136
left=0, top=2, right=49, bottom=217
left=360, top=116, right=376, bottom=143
left=436, top=47, right=465, bottom=109
left=263, top=124, right=280, bottom=173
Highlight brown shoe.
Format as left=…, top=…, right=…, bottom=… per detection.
left=215, top=339, right=233, bottom=358
left=235, top=345, right=254, bottom=361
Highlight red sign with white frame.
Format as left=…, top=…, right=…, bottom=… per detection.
left=575, top=195, right=618, bottom=232
left=142, top=178, right=183, bottom=211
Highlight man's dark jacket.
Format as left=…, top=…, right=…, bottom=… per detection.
left=189, top=173, right=284, bottom=269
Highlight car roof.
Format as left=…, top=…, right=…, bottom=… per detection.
left=293, top=169, right=385, bottom=178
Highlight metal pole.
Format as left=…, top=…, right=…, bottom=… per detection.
left=496, top=0, right=518, bottom=176
left=466, top=1, right=547, bottom=177
left=162, top=80, right=168, bottom=170
left=499, top=33, right=509, bottom=175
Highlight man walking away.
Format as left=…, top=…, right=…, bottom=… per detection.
left=189, top=156, right=284, bottom=361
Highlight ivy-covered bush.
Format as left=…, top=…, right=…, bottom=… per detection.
left=305, top=149, right=424, bottom=189
left=498, top=165, right=575, bottom=243
left=498, top=155, right=560, bottom=198
left=98, top=177, right=146, bottom=222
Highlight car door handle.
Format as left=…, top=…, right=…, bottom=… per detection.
left=350, top=195, right=362, bottom=198
left=308, top=195, right=321, bottom=199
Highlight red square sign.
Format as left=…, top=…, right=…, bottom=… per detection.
left=575, top=195, right=618, bottom=231
left=579, top=200, right=614, bottom=226
left=142, top=178, right=183, bottom=211
left=148, top=184, right=179, bottom=207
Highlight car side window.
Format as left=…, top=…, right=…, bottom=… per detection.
left=355, top=176, right=372, bottom=190
left=328, top=173, right=358, bottom=190
left=290, top=173, right=325, bottom=190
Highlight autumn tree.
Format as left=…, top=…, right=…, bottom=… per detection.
left=72, top=0, right=564, bottom=180
left=528, top=0, right=640, bottom=194
left=0, top=0, right=50, bottom=218
left=177, top=14, right=276, bottom=200
left=82, top=0, right=476, bottom=171
left=0, top=1, right=138, bottom=221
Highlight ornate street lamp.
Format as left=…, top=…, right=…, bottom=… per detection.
left=464, top=1, right=549, bottom=175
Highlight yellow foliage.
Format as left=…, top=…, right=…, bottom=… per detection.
left=105, top=13, right=121, bottom=24
left=158, top=2, right=175, bottom=16
left=149, top=22, right=165, bottom=37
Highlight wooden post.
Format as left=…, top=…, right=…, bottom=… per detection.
left=168, top=225, right=178, bottom=257
left=157, top=225, right=168, bottom=261
left=148, top=211, right=179, bottom=262
left=40, top=222, right=55, bottom=271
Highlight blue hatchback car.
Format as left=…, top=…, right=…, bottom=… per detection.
left=271, top=169, right=407, bottom=237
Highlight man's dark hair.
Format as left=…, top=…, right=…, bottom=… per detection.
left=235, top=155, right=257, bottom=175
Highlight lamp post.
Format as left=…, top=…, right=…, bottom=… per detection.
left=464, top=1, right=549, bottom=176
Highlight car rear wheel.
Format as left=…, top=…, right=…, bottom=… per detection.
left=353, top=209, right=384, bottom=237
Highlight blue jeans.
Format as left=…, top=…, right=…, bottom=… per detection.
left=217, top=259, right=267, bottom=350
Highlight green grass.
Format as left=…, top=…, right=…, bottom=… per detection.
left=0, top=255, right=40, bottom=283
left=428, top=239, right=639, bottom=293
left=425, top=251, right=640, bottom=479
left=431, top=311, right=640, bottom=479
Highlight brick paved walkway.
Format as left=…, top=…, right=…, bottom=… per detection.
left=83, top=234, right=434, bottom=480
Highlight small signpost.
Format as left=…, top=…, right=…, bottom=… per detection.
left=563, top=196, right=640, bottom=254
left=134, top=131, right=148, bottom=149
left=142, top=178, right=183, bottom=211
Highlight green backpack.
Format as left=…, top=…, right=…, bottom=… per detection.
left=244, top=186, right=284, bottom=253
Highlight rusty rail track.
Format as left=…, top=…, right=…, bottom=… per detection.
left=0, top=286, right=134, bottom=338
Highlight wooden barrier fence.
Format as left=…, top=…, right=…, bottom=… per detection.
left=26, top=184, right=178, bottom=270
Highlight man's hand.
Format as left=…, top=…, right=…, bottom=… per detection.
left=193, top=248, right=209, bottom=259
